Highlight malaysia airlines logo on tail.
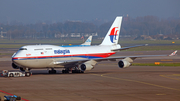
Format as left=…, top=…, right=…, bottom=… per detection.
left=109, top=27, right=119, bottom=43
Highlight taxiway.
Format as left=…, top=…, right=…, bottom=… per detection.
left=0, top=50, right=179, bottom=101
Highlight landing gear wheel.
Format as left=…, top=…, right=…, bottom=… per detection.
left=25, top=72, right=31, bottom=77
left=72, top=70, right=84, bottom=73
left=53, top=70, right=56, bottom=74
left=49, top=71, right=51, bottom=74
left=49, top=70, right=56, bottom=74
left=9, top=73, right=14, bottom=77
left=62, top=70, right=69, bottom=74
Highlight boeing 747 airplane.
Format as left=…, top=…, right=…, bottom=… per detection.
left=11, top=16, right=177, bottom=76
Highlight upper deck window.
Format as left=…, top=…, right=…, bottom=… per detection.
left=45, top=48, right=52, bottom=50
left=34, top=49, right=43, bottom=51
left=19, top=48, right=27, bottom=50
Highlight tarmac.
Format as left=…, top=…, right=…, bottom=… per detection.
left=0, top=50, right=180, bottom=101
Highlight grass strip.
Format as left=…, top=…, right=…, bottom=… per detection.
left=0, top=44, right=179, bottom=51
left=0, top=39, right=180, bottom=44
left=125, top=45, right=180, bottom=51
left=132, top=63, right=180, bottom=66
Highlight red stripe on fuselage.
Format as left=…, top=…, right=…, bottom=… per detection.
left=12, top=52, right=116, bottom=60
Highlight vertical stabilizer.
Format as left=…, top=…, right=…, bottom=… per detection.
left=81, top=35, right=92, bottom=45
left=100, top=16, right=122, bottom=45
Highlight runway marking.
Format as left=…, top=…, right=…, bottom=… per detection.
left=91, top=73, right=180, bottom=91
left=161, top=59, right=173, bottom=61
left=134, top=52, right=143, bottom=55
left=156, top=94, right=166, bottom=95
left=0, top=90, right=29, bottom=101
left=159, top=74, right=180, bottom=81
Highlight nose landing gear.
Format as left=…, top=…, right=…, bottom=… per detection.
left=25, top=68, right=32, bottom=77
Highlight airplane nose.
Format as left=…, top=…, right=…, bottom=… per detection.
left=12, top=52, right=19, bottom=63
left=11, top=53, right=22, bottom=67
left=12, top=56, right=18, bottom=63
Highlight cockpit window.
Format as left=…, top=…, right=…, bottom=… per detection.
left=19, top=48, right=27, bottom=50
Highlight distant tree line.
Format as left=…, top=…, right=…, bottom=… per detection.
left=0, top=16, right=180, bottom=39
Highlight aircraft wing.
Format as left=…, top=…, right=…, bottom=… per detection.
left=95, top=50, right=177, bottom=62
left=112, top=44, right=148, bottom=51
left=94, top=55, right=169, bottom=62
left=53, top=50, right=177, bottom=66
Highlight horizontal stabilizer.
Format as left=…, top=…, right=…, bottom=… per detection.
left=169, top=50, right=177, bottom=56
left=111, top=44, right=148, bottom=51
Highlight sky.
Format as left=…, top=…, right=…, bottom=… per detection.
left=0, top=0, right=180, bottom=24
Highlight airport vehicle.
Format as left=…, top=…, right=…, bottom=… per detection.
left=62, top=35, right=92, bottom=47
left=4, top=95, right=21, bottom=101
left=1, top=70, right=31, bottom=77
left=11, top=16, right=177, bottom=74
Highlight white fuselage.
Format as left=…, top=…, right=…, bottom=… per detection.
left=12, top=44, right=120, bottom=69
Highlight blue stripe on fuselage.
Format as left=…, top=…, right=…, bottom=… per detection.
left=12, top=55, right=101, bottom=61
left=61, top=45, right=90, bottom=47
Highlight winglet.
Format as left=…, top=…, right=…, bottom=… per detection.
left=169, top=50, right=177, bottom=56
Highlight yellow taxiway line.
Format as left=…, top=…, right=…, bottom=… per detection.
left=91, top=73, right=180, bottom=91
left=159, top=74, right=180, bottom=81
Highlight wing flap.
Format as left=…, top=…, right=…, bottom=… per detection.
left=53, top=59, right=89, bottom=65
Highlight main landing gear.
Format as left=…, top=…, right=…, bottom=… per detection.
left=71, top=70, right=84, bottom=73
left=47, top=67, right=84, bottom=74
left=62, top=68, right=70, bottom=74
left=49, top=68, right=57, bottom=74
left=62, top=67, right=84, bottom=74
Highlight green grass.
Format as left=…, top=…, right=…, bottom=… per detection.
left=0, top=39, right=180, bottom=44
left=0, top=44, right=25, bottom=48
left=0, top=53, right=12, bottom=55
left=125, top=45, right=180, bottom=51
left=0, top=39, right=179, bottom=51
left=119, top=40, right=180, bottom=44
left=132, top=63, right=180, bottom=66
left=0, top=39, right=87, bottom=44
left=0, top=44, right=178, bottom=51
left=0, top=38, right=180, bottom=43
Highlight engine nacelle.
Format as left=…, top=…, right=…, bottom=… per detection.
left=12, top=63, right=19, bottom=69
left=118, top=60, right=131, bottom=68
left=80, top=63, right=94, bottom=71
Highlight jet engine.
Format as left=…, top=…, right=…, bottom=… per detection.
left=12, top=63, right=19, bottom=69
left=80, top=63, right=94, bottom=71
left=118, top=60, right=131, bottom=68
